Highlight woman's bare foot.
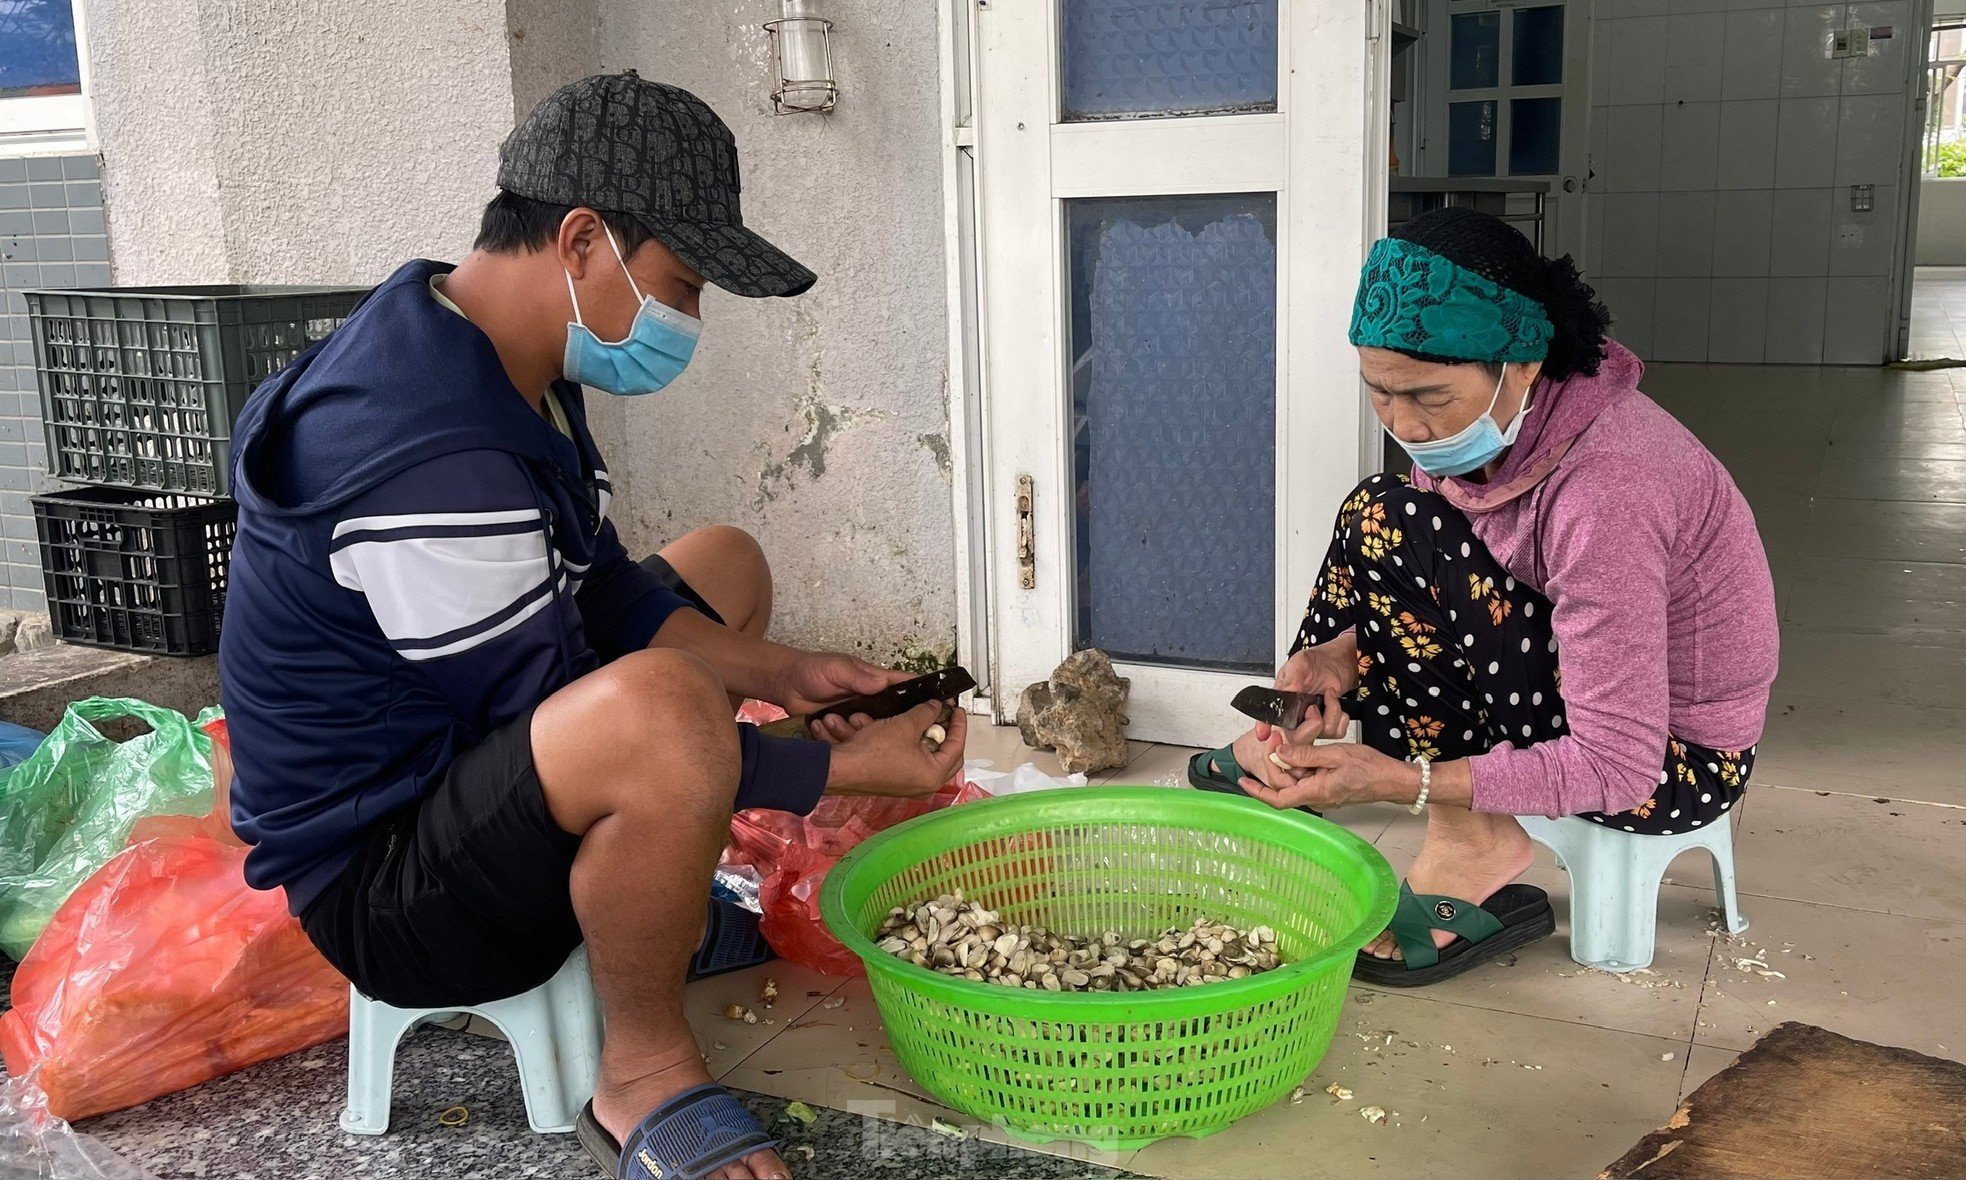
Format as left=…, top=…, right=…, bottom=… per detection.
left=1364, top=809, right=1535, bottom=961
left=593, top=1046, right=790, bottom=1180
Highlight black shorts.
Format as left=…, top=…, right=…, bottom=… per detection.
left=299, top=554, right=724, bottom=1008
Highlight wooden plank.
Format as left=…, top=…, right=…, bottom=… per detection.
left=1603, top=1023, right=1966, bottom=1179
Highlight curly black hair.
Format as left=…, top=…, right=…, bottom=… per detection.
left=1389, top=207, right=1612, bottom=381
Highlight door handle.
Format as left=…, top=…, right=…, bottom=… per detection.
left=1561, top=176, right=1581, bottom=193
left=1015, top=474, right=1035, bottom=590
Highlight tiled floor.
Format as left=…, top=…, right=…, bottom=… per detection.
left=78, top=360, right=1966, bottom=1178
left=1908, top=266, right=1966, bottom=361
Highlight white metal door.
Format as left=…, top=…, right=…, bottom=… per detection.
left=1424, top=0, right=1594, bottom=261
left=971, top=1, right=1383, bottom=747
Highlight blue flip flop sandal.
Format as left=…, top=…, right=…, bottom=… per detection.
left=1186, top=745, right=1322, bottom=816
left=577, top=1085, right=780, bottom=1179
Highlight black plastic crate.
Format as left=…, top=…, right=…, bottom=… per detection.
left=25, top=284, right=368, bottom=496
left=693, top=898, right=773, bottom=978
left=32, top=487, right=237, bottom=657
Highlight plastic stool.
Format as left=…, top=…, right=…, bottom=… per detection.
left=1519, top=812, right=1747, bottom=973
left=340, top=946, right=602, bottom=1135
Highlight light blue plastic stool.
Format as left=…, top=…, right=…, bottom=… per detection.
left=1519, top=812, right=1747, bottom=973
left=340, top=945, right=602, bottom=1135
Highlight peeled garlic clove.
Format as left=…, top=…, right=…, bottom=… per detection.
left=925, top=723, right=948, bottom=746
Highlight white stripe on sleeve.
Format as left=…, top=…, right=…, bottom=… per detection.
left=398, top=573, right=565, bottom=661
left=330, top=526, right=554, bottom=657
left=331, top=508, right=541, bottom=540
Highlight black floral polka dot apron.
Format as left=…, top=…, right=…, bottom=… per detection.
left=1293, top=474, right=1751, bottom=834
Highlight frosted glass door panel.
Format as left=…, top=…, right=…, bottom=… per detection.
left=1066, top=194, right=1277, bottom=672
left=1061, top=0, right=1279, bottom=121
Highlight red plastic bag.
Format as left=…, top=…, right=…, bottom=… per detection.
left=0, top=717, right=349, bottom=1122
left=747, top=781, right=990, bottom=976
left=726, top=700, right=990, bottom=975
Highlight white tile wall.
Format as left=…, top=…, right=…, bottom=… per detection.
left=1842, top=1, right=1912, bottom=95
left=1654, top=277, right=1716, bottom=359
left=1607, top=16, right=1673, bottom=105
left=1780, top=6, right=1845, bottom=98
left=1588, top=190, right=1607, bottom=265
left=1596, top=277, right=1660, bottom=354
left=1603, top=104, right=1666, bottom=193
left=1829, top=184, right=1897, bottom=276
left=1721, top=8, right=1787, bottom=100
left=1661, top=101, right=1723, bottom=190
left=1823, top=275, right=1892, bottom=362
left=1581, top=0, right=1912, bottom=363
left=1775, top=97, right=1840, bottom=188
left=1715, top=99, right=1781, bottom=188
left=1588, top=19, right=1619, bottom=107
left=1666, top=13, right=1729, bottom=102
left=1766, top=277, right=1829, bottom=361
left=1712, top=189, right=1776, bottom=274
left=1599, top=193, right=1664, bottom=276
left=1659, top=191, right=1720, bottom=274
left=1834, top=93, right=1907, bottom=187
left=1769, top=187, right=1835, bottom=275
left=1709, top=277, right=1771, bottom=360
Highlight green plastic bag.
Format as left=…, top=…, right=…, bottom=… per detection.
left=0, top=699, right=215, bottom=960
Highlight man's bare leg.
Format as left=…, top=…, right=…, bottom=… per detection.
left=531, top=648, right=787, bottom=1180
left=660, top=525, right=774, bottom=640
left=658, top=525, right=774, bottom=716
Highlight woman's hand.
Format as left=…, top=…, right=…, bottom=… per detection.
left=1258, top=637, right=1360, bottom=746
left=1243, top=741, right=1421, bottom=812
left=1231, top=726, right=1304, bottom=797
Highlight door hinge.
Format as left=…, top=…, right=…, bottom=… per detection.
left=1015, top=474, right=1035, bottom=590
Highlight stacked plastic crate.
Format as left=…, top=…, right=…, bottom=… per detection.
left=22, top=286, right=366, bottom=656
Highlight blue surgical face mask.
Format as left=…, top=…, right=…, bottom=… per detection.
left=1390, top=364, right=1533, bottom=478
left=562, top=226, right=702, bottom=397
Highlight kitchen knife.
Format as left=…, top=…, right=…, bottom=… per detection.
left=1230, top=686, right=1324, bottom=731
left=758, top=665, right=979, bottom=740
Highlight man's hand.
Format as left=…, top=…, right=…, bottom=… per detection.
left=1243, top=741, right=1420, bottom=811
left=825, top=703, right=969, bottom=798
left=775, top=651, right=910, bottom=718
left=1254, top=638, right=1359, bottom=747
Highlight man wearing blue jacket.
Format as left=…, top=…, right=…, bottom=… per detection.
left=221, top=73, right=962, bottom=1180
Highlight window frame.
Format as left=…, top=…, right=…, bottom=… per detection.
left=0, top=0, right=94, bottom=156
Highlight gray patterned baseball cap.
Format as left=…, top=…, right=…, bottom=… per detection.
left=498, top=71, right=816, bottom=298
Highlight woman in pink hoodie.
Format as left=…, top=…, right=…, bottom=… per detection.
left=1197, top=208, right=1779, bottom=986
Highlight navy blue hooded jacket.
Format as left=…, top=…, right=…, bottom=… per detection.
left=221, top=259, right=829, bottom=914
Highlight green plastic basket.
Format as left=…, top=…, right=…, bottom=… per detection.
left=820, top=786, right=1396, bottom=1150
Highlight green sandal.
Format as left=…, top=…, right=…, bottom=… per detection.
left=1185, top=746, right=1321, bottom=816
left=1353, top=881, right=1554, bottom=988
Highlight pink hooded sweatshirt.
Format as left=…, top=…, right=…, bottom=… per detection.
left=1409, top=342, right=1778, bottom=816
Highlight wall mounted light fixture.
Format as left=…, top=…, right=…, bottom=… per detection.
left=764, top=0, right=838, bottom=114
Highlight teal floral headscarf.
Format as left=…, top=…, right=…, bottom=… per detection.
left=1349, top=237, right=1553, bottom=363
